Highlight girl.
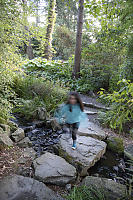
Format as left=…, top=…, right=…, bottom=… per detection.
left=55, top=92, right=88, bottom=150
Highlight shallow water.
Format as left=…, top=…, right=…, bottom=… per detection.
left=12, top=115, right=63, bottom=156
left=88, top=151, right=127, bottom=184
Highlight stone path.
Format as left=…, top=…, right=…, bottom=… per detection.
left=33, top=152, right=76, bottom=186
left=78, top=121, right=106, bottom=140
left=56, top=134, right=106, bottom=176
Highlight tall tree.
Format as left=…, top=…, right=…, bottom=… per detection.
left=44, top=0, right=56, bottom=60
left=73, top=0, right=84, bottom=78
left=22, top=0, right=34, bottom=60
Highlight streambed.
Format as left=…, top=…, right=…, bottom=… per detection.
left=12, top=114, right=129, bottom=185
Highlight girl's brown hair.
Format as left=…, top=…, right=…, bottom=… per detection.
left=66, top=91, right=84, bottom=112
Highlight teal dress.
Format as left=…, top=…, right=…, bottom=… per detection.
left=55, top=103, right=88, bottom=128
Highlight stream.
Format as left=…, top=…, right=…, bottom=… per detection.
left=12, top=114, right=129, bottom=185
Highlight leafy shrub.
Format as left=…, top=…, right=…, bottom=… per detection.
left=13, top=75, right=68, bottom=119
left=66, top=185, right=105, bottom=200
left=0, top=64, right=16, bottom=123
left=14, top=97, right=46, bottom=120
left=53, top=25, right=75, bottom=60
left=21, top=58, right=93, bottom=93
left=98, top=79, right=133, bottom=133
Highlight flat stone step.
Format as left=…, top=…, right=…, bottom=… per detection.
left=83, top=102, right=110, bottom=110
left=78, top=121, right=106, bottom=140
left=84, top=110, right=98, bottom=115
left=33, top=152, right=76, bottom=186
left=56, top=134, right=107, bottom=176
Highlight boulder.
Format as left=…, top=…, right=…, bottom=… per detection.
left=17, top=147, right=36, bottom=164
left=23, top=147, right=36, bottom=160
left=17, top=137, right=32, bottom=148
left=0, top=133, right=13, bottom=150
left=124, top=144, right=133, bottom=160
left=0, top=124, right=10, bottom=136
left=106, top=136, right=124, bottom=155
left=11, top=128, right=25, bottom=142
left=82, top=176, right=127, bottom=200
left=46, top=118, right=61, bottom=130
left=78, top=121, right=106, bottom=140
left=0, top=175, right=64, bottom=200
left=33, top=152, right=76, bottom=186
left=56, top=134, right=106, bottom=176
left=8, top=120, right=18, bottom=132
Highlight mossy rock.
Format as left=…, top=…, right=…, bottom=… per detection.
left=106, top=136, right=124, bottom=155
left=8, top=121, right=18, bottom=133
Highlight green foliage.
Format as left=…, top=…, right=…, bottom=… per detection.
left=66, top=185, right=105, bottom=200
left=21, top=57, right=94, bottom=93
left=14, top=97, right=46, bottom=120
left=13, top=74, right=68, bottom=119
left=98, top=79, right=133, bottom=133
left=0, top=64, right=17, bottom=123
left=53, top=25, right=75, bottom=60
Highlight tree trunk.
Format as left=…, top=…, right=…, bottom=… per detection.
left=44, top=0, right=56, bottom=60
left=26, top=39, right=34, bottom=60
left=22, top=0, right=34, bottom=60
left=73, top=0, right=84, bottom=78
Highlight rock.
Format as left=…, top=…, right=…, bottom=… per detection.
left=65, top=184, right=72, bottom=192
left=78, top=121, right=106, bottom=140
left=82, top=176, right=127, bottom=200
left=0, top=175, right=64, bottom=200
left=0, top=124, right=10, bottom=136
left=37, top=107, right=47, bottom=120
left=11, top=128, right=25, bottom=142
left=17, top=166, right=33, bottom=177
left=8, top=120, right=18, bottom=132
left=88, top=90, right=96, bottom=97
left=83, top=102, right=110, bottom=110
left=106, top=136, right=124, bottom=155
left=17, top=137, right=32, bottom=148
left=0, top=134, right=13, bottom=150
left=0, top=127, right=4, bottom=134
left=34, top=120, right=45, bottom=128
left=84, top=110, right=98, bottom=115
left=17, top=157, right=29, bottom=164
left=23, top=126, right=34, bottom=133
left=33, top=152, right=76, bottom=186
left=46, top=118, right=61, bottom=130
left=56, top=134, right=106, bottom=176
left=23, top=147, right=36, bottom=160
left=124, top=144, right=133, bottom=160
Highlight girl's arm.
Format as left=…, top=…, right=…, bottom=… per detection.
left=54, top=104, right=66, bottom=124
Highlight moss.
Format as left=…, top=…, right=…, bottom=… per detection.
left=107, top=136, right=124, bottom=155
left=0, top=117, right=7, bottom=124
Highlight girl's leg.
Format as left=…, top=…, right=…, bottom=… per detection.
left=72, top=123, right=79, bottom=149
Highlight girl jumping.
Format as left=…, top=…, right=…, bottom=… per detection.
left=55, top=92, right=88, bottom=150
